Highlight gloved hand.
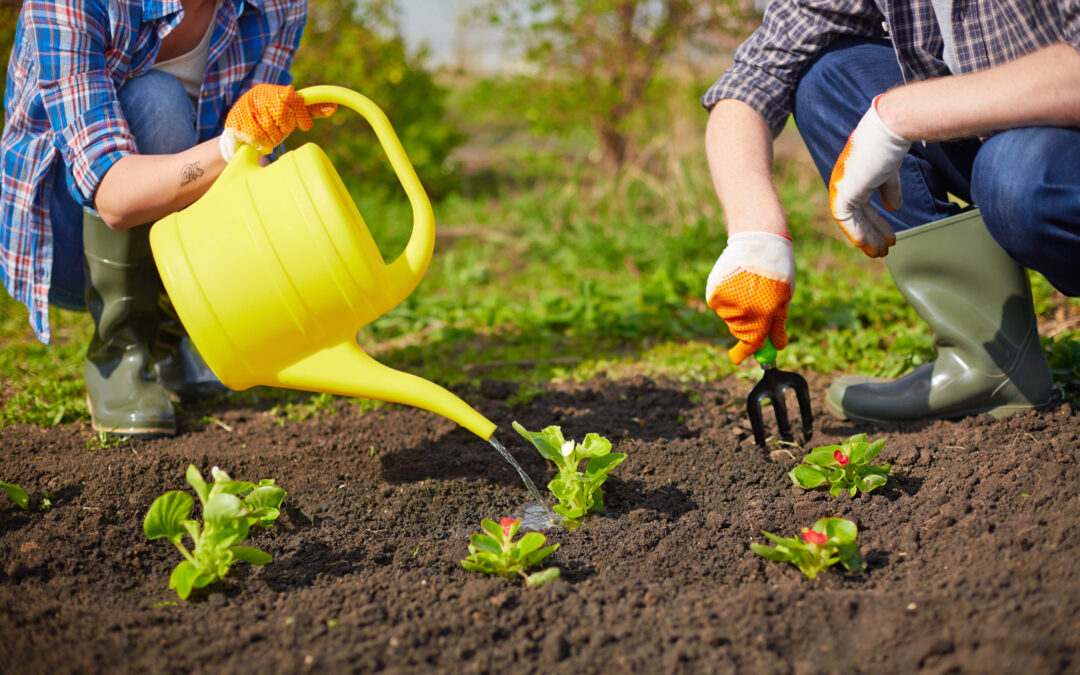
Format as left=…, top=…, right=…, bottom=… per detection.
left=828, top=95, right=911, bottom=258
left=219, top=84, right=338, bottom=161
left=706, top=231, right=795, bottom=365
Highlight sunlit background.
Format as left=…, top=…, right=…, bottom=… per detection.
left=1, top=0, right=1076, bottom=427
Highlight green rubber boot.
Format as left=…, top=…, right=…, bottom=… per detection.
left=154, top=294, right=228, bottom=401
left=826, top=209, right=1053, bottom=424
left=83, top=212, right=176, bottom=437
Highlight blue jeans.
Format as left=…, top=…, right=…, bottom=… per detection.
left=791, top=38, right=1080, bottom=297
left=48, top=70, right=198, bottom=310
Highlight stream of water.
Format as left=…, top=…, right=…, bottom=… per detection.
left=488, top=435, right=559, bottom=527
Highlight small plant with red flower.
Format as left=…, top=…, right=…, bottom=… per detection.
left=750, top=517, right=864, bottom=579
left=789, top=433, right=891, bottom=498
left=461, top=517, right=560, bottom=587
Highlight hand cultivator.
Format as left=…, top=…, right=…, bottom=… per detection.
left=746, top=338, right=813, bottom=448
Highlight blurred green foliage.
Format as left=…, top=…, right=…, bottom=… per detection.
left=287, top=0, right=466, bottom=200
left=1, top=0, right=1077, bottom=429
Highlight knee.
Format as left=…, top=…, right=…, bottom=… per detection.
left=971, top=129, right=1063, bottom=262
left=792, top=38, right=899, bottom=181
left=117, top=71, right=197, bottom=154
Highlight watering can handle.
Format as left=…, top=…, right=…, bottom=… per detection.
left=297, top=85, right=435, bottom=305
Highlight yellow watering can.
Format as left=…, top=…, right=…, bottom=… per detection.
left=149, top=85, right=496, bottom=440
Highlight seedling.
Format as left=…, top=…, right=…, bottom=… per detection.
left=144, top=465, right=286, bottom=599
left=1, top=480, right=29, bottom=510
left=751, top=517, right=864, bottom=579
left=789, top=433, right=891, bottom=498
left=461, top=517, right=560, bottom=587
left=512, top=422, right=625, bottom=527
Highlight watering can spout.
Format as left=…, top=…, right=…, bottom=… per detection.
left=269, top=342, right=497, bottom=441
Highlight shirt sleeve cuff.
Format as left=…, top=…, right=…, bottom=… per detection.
left=700, top=69, right=793, bottom=138
left=58, top=100, right=137, bottom=206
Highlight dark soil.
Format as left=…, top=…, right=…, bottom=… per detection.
left=2, top=373, right=1079, bottom=674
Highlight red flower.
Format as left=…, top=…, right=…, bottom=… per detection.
left=499, top=517, right=519, bottom=539
left=801, top=528, right=827, bottom=545
left=834, top=449, right=850, bottom=466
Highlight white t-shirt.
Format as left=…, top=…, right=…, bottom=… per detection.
left=930, top=0, right=961, bottom=74
left=152, top=7, right=219, bottom=102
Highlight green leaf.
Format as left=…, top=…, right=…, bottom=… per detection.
left=504, top=518, right=521, bottom=541
left=803, top=448, right=838, bottom=466
left=822, top=518, right=858, bottom=544
left=169, top=561, right=202, bottom=600
left=790, top=465, right=828, bottom=489
left=553, top=503, right=584, bottom=519
left=864, top=439, right=887, bottom=462
left=835, top=542, right=864, bottom=573
left=182, top=519, right=201, bottom=542
left=461, top=559, right=487, bottom=574
left=144, top=491, right=195, bottom=544
left=525, top=567, right=560, bottom=587
left=523, top=543, right=559, bottom=567
left=230, top=545, right=272, bottom=565
left=847, top=442, right=867, bottom=465
left=849, top=485, right=858, bottom=498
left=243, top=485, right=286, bottom=527
left=0, top=480, right=29, bottom=510
left=469, top=533, right=502, bottom=555
left=862, top=473, right=889, bottom=492
left=480, top=518, right=504, bottom=541
left=203, top=492, right=247, bottom=526
left=512, top=421, right=565, bottom=463
left=513, top=532, right=546, bottom=558
left=829, top=484, right=844, bottom=498
left=214, top=480, right=256, bottom=496
left=577, top=433, right=611, bottom=458
left=185, top=465, right=208, bottom=505
left=548, top=476, right=578, bottom=504
left=585, top=452, right=625, bottom=477
left=750, top=543, right=791, bottom=562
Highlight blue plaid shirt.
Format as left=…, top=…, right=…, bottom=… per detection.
left=703, top=0, right=1080, bottom=136
left=2, top=0, right=307, bottom=342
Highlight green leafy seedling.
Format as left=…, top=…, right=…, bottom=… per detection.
left=789, top=433, right=891, bottom=498
left=461, top=517, right=560, bottom=587
left=513, top=421, right=624, bottom=527
left=1, top=480, right=29, bottom=510
left=751, top=517, right=864, bottom=579
left=144, top=465, right=286, bottom=599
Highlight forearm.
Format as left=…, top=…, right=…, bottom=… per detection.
left=705, top=100, right=789, bottom=237
left=93, top=138, right=227, bottom=230
left=877, top=43, right=1080, bottom=142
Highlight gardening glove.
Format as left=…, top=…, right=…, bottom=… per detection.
left=706, top=231, right=794, bottom=365
left=828, top=94, right=911, bottom=258
left=219, top=84, right=338, bottom=161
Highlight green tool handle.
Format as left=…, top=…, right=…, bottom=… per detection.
left=755, top=337, right=778, bottom=366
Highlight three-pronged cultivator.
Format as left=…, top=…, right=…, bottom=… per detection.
left=746, top=339, right=813, bottom=448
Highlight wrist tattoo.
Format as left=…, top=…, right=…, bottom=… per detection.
left=180, top=162, right=205, bottom=186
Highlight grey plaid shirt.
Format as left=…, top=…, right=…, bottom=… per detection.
left=703, top=0, right=1080, bottom=136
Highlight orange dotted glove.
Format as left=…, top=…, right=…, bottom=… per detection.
left=828, top=95, right=911, bottom=258
left=706, top=232, right=794, bottom=365
left=219, top=84, right=338, bottom=161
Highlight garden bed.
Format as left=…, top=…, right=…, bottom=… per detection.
left=2, top=373, right=1078, bottom=673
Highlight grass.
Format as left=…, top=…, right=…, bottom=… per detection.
left=2, top=106, right=1078, bottom=427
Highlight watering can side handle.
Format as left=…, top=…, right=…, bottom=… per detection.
left=297, top=85, right=435, bottom=306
